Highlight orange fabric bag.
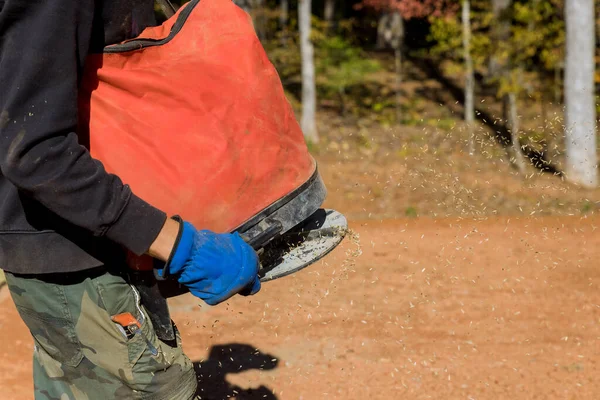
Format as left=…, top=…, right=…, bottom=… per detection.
left=78, top=0, right=315, bottom=234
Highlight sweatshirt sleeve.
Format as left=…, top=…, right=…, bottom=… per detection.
left=0, top=0, right=167, bottom=255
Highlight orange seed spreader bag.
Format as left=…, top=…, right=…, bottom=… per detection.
left=78, top=0, right=316, bottom=234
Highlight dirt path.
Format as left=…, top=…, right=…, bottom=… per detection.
left=2, top=217, right=600, bottom=399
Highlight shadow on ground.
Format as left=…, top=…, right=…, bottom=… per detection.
left=193, top=343, right=279, bottom=400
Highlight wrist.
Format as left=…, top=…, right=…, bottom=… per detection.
left=147, top=217, right=181, bottom=262
left=165, top=218, right=196, bottom=276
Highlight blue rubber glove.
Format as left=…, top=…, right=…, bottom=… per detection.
left=158, top=217, right=261, bottom=305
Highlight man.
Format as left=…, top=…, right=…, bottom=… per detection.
left=0, top=0, right=261, bottom=398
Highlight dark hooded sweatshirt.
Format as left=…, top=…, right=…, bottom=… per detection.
left=0, top=0, right=168, bottom=274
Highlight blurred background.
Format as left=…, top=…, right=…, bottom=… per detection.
left=155, top=0, right=600, bottom=222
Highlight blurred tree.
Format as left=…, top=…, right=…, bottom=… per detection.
left=280, top=0, right=289, bottom=44
left=377, top=11, right=404, bottom=122
left=358, top=0, right=457, bottom=124
left=360, top=0, right=457, bottom=18
left=255, top=0, right=267, bottom=40
left=511, top=0, right=564, bottom=169
left=266, top=13, right=381, bottom=117
left=564, top=0, right=597, bottom=187
left=325, top=0, right=336, bottom=29
left=487, top=0, right=528, bottom=173
left=299, top=0, right=319, bottom=143
left=489, top=0, right=511, bottom=78
left=429, top=0, right=565, bottom=172
left=314, top=33, right=381, bottom=115
left=462, top=0, right=475, bottom=155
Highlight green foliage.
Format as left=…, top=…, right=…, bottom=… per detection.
left=405, top=206, right=418, bottom=218
left=512, top=1, right=565, bottom=71
left=428, top=12, right=491, bottom=70
left=427, top=0, right=565, bottom=100
left=266, top=14, right=382, bottom=116
left=428, top=17, right=461, bottom=57
left=265, top=37, right=302, bottom=82
left=581, top=200, right=594, bottom=214
left=314, top=35, right=381, bottom=99
left=312, top=17, right=382, bottom=114
left=496, top=0, right=564, bottom=96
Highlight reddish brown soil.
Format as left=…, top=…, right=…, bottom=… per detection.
left=2, top=216, right=600, bottom=399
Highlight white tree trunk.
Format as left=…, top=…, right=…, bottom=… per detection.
left=280, top=0, right=289, bottom=44
left=462, top=0, right=475, bottom=155
left=489, top=0, right=511, bottom=78
left=280, top=0, right=288, bottom=28
left=377, top=12, right=404, bottom=123
left=324, top=0, right=335, bottom=27
left=377, top=12, right=404, bottom=50
left=299, top=0, right=319, bottom=143
left=565, top=0, right=597, bottom=187
left=492, top=0, right=511, bottom=15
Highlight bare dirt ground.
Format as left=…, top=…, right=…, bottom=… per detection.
left=2, top=216, right=600, bottom=399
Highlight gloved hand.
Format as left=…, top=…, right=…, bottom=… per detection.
left=157, top=217, right=261, bottom=305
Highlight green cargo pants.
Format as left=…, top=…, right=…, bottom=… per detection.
left=5, top=267, right=198, bottom=400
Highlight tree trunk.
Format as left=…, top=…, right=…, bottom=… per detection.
left=554, top=63, right=561, bottom=104
left=377, top=12, right=404, bottom=124
left=395, top=47, right=402, bottom=124
left=492, top=0, right=512, bottom=18
left=280, top=0, right=289, bottom=44
left=564, top=0, right=598, bottom=187
left=376, top=14, right=387, bottom=49
left=489, top=0, right=512, bottom=79
left=254, top=0, right=266, bottom=41
left=507, top=91, right=527, bottom=174
left=299, top=0, right=319, bottom=143
left=490, top=0, right=512, bottom=133
left=377, top=12, right=404, bottom=50
left=462, top=0, right=475, bottom=155
left=324, top=0, right=335, bottom=30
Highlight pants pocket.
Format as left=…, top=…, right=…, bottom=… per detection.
left=6, top=273, right=83, bottom=368
left=93, top=272, right=194, bottom=396
left=7, top=269, right=195, bottom=399
left=93, top=272, right=179, bottom=370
